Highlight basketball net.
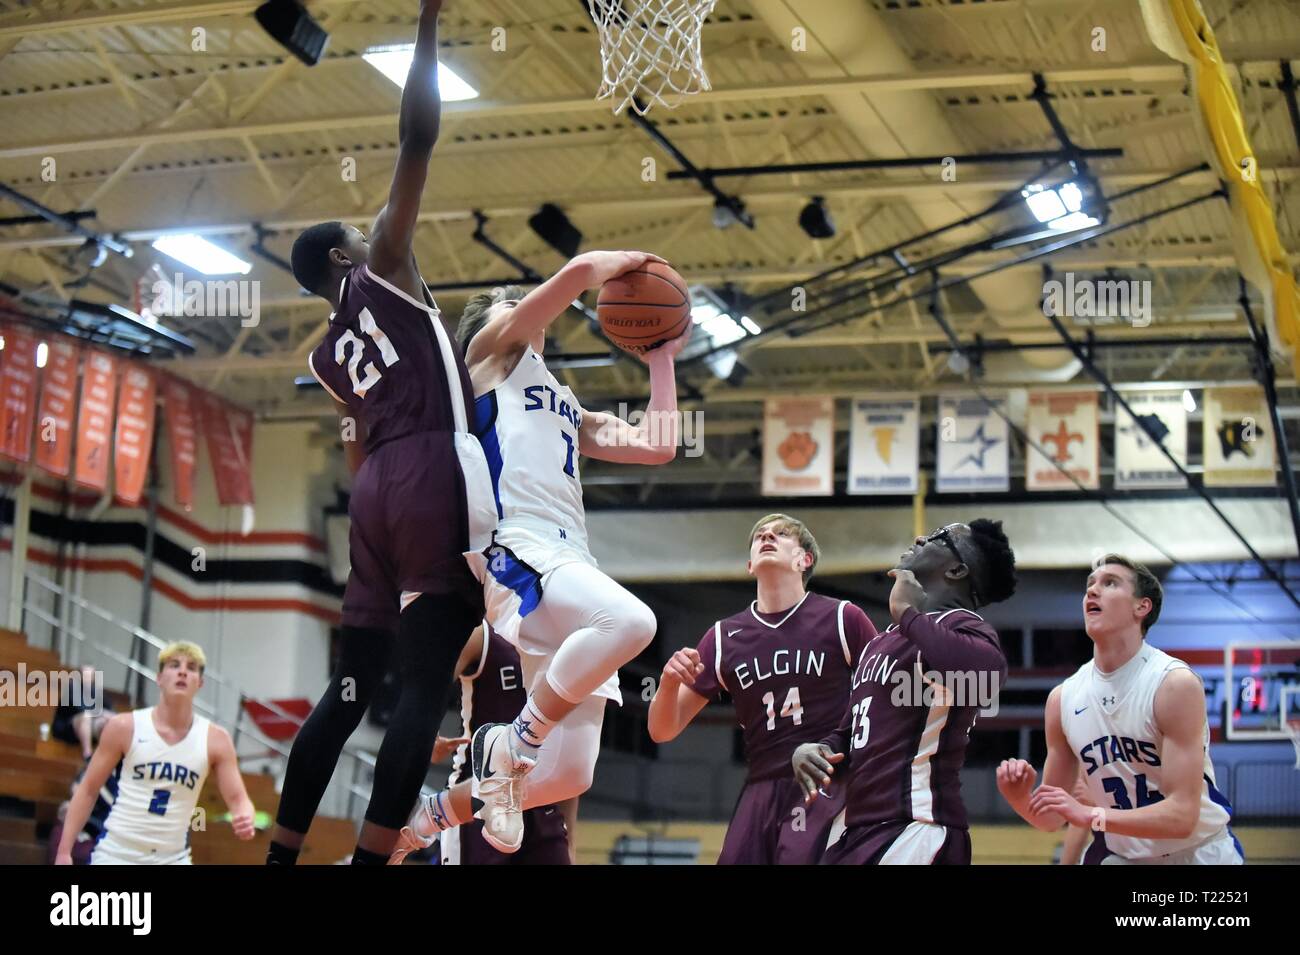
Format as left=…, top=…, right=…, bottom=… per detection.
left=587, top=0, right=717, bottom=116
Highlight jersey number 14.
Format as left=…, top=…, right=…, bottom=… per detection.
left=762, top=687, right=803, bottom=730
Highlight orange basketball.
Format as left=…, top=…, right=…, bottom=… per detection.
left=597, top=262, right=691, bottom=354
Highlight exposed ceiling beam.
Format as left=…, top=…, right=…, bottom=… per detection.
left=0, top=63, right=1204, bottom=160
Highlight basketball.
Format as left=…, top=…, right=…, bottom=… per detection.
left=597, top=262, right=691, bottom=354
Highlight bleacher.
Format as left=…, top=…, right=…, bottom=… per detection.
left=0, top=627, right=358, bottom=865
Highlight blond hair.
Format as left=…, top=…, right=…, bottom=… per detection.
left=749, top=513, right=820, bottom=583
left=158, top=641, right=207, bottom=674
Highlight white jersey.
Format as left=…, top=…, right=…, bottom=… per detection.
left=1059, top=645, right=1233, bottom=861
left=98, top=708, right=210, bottom=856
left=474, top=346, right=587, bottom=546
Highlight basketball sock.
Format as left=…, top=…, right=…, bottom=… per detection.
left=414, top=790, right=465, bottom=840
left=265, top=841, right=301, bottom=866
left=351, top=847, right=389, bottom=866
left=511, top=695, right=555, bottom=752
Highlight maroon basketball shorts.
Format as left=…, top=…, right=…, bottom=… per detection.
left=821, top=819, right=971, bottom=865
left=342, top=430, right=488, bottom=632
left=717, top=775, right=847, bottom=865
left=437, top=807, right=571, bottom=866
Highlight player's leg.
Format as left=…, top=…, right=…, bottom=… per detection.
left=267, top=624, right=394, bottom=864
left=504, top=561, right=655, bottom=758
left=471, top=562, right=652, bottom=847
left=392, top=688, right=605, bottom=859
left=351, top=591, right=479, bottom=864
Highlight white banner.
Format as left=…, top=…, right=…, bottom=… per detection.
left=848, top=394, right=919, bottom=495
left=1115, top=390, right=1188, bottom=489
left=762, top=396, right=835, bottom=497
left=936, top=393, right=1009, bottom=493
left=1203, top=386, right=1276, bottom=487
left=1026, top=390, right=1099, bottom=491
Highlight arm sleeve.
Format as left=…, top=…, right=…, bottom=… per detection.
left=688, top=625, right=722, bottom=701
left=897, top=607, right=1006, bottom=678
left=842, top=602, right=877, bottom=662
left=819, top=700, right=853, bottom=755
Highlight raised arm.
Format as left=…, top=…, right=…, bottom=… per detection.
left=579, top=331, right=688, bottom=465
left=56, top=712, right=132, bottom=864
left=464, top=250, right=666, bottom=363
left=996, top=686, right=1080, bottom=831
left=368, top=0, right=445, bottom=281
left=1029, top=669, right=1208, bottom=841
left=647, top=647, right=710, bottom=742
left=209, top=725, right=256, bottom=841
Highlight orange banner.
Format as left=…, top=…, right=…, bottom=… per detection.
left=0, top=326, right=40, bottom=462
left=74, top=350, right=118, bottom=492
left=198, top=391, right=254, bottom=506
left=113, top=365, right=157, bottom=506
left=33, top=337, right=81, bottom=478
left=161, top=376, right=199, bottom=511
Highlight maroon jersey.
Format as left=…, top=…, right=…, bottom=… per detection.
left=307, top=264, right=475, bottom=451
left=822, top=607, right=1006, bottom=830
left=690, top=593, right=876, bottom=782
left=449, top=628, right=527, bottom=786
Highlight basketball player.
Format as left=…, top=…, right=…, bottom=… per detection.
left=647, top=514, right=876, bottom=864
left=55, top=642, right=255, bottom=865
left=392, top=257, right=687, bottom=856
left=996, top=554, right=1242, bottom=864
left=267, top=0, right=498, bottom=866
left=793, top=520, right=1017, bottom=865
left=397, top=624, right=572, bottom=865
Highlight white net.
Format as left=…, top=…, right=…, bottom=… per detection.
left=587, top=0, right=718, bottom=116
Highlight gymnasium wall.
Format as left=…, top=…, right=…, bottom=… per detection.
left=0, top=419, right=346, bottom=735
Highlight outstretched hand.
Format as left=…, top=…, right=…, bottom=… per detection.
left=577, top=250, right=668, bottom=288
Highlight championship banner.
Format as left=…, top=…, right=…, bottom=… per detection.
left=199, top=391, right=255, bottom=506
left=0, top=326, right=39, bottom=462
left=113, top=366, right=157, bottom=507
left=847, top=393, right=919, bottom=495
left=1115, top=390, right=1188, bottom=489
left=762, top=396, right=834, bottom=497
left=1026, top=391, right=1100, bottom=491
left=162, top=376, right=199, bottom=510
left=1203, top=386, right=1275, bottom=486
left=34, top=337, right=81, bottom=478
left=935, top=393, right=1009, bottom=493
left=74, top=350, right=118, bottom=492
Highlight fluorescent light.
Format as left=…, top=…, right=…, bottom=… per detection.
left=740, top=316, right=762, bottom=335
left=152, top=234, right=251, bottom=275
left=1023, top=181, right=1098, bottom=231
left=36, top=342, right=48, bottom=368
left=1048, top=212, right=1100, bottom=232
left=363, top=44, right=478, bottom=101
left=1183, top=389, right=1197, bottom=413
left=1022, top=184, right=1067, bottom=223
left=691, top=302, right=746, bottom=347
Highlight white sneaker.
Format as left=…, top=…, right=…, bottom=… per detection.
left=471, top=723, right=536, bottom=853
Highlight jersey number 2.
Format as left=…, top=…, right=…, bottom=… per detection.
left=148, top=788, right=171, bottom=816
left=336, top=307, right=400, bottom=396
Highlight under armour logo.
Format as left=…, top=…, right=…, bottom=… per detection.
left=1102, top=695, right=1116, bottom=706
left=558, top=528, right=567, bottom=540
